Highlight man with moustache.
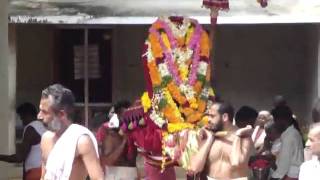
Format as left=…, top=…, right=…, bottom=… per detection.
left=189, top=102, right=254, bottom=180
left=38, top=84, right=104, bottom=180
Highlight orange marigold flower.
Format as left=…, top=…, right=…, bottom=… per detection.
left=153, top=21, right=163, bottom=29
left=198, top=99, right=206, bottom=113
left=194, top=81, right=203, bottom=94
left=177, top=37, right=185, bottom=47
left=180, top=107, right=194, bottom=117
left=206, top=64, right=211, bottom=81
left=147, top=61, right=161, bottom=86
left=167, top=82, right=187, bottom=105
left=186, top=112, right=202, bottom=123
left=163, top=105, right=181, bottom=123
left=200, top=31, right=210, bottom=57
left=149, top=33, right=163, bottom=58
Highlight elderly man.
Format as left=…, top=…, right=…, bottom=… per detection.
left=189, top=102, right=254, bottom=180
left=299, top=122, right=320, bottom=179
left=252, top=110, right=273, bottom=153
left=38, top=84, right=104, bottom=180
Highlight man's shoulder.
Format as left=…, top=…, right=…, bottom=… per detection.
left=41, top=131, right=56, bottom=141
left=77, top=134, right=97, bottom=155
left=283, top=126, right=302, bottom=140
left=302, top=157, right=319, bottom=165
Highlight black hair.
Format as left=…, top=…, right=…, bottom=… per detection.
left=271, top=105, right=294, bottom=125
left=41, top=84, right=75, bottom=120
left=235, top=106, right=258, bottom=127
left=215, top=102, right=234, bottom=121
left=114, top=100, right=131, bottom=115
left=16, top=102, right=37, bottom=118
left=273, top=95, right=287, bottom=107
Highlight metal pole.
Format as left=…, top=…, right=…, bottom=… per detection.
left=84, top=28, right=89, bottom=127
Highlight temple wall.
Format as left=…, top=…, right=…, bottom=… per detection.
left=12, top=23, right=320, bottom=125
left=112, top=24, right=320, bottom=126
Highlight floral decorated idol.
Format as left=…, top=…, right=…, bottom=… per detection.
left=121, top=16, right=215, bottom=170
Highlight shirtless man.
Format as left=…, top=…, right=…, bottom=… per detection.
left=38, top=84, right=104, bottom=180
left=189, top=102, right=254, bottom=180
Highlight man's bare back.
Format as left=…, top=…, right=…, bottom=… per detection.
left=41, top=131, right=103, bottom=180
left=206, top=130, right=252, bottom=179
left=101, top=130, right=129, bottom=166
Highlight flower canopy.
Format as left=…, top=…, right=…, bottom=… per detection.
left=121, top=16, right=215, bottom=169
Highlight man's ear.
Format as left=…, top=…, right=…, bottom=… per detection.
left=58, top=110, right=67, bottom=119
left=222, top=113, right=229, bottom=122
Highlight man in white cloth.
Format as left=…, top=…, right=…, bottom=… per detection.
left=0, top=102, right=47, bottom=180
left=299, top=122, right=320, bottom=180
left=38, top=84, right=104, bottom=180
left=189, top=102, right=254, bottom=180
left=252, top=110, right=273, bottom=153
left=270, top=106, right=304, bottom=180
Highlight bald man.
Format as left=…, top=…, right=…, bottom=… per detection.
left=299, top=123, right=320, bottom=180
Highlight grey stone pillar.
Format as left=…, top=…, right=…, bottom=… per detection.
left=0, top=2, right=17, bottom=179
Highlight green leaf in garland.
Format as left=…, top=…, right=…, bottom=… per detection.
left=153, top=86, right=162, bottom=92
left=128, top=121, right=134, bottom=130
left=158, top=99, right=168, bottom=110
left=200, top=94, right=209, bottom=101
left=197, top=74, right=206, bottom=84
left=161, top=75, right=172, bottom=87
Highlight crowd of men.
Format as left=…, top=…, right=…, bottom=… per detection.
left=1, top=84, right=320, bottom=180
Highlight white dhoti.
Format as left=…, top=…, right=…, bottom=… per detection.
left=207, top=176, right=248, bottom=180
left=105, top=166, right=138, bottom=180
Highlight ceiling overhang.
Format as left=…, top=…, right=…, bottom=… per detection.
left=9, top=0, right=320, bottom=24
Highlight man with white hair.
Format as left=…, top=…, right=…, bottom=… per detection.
left=299, top=122, right=320, bottom=179
left=252, top=110, right=273, bottom=153
left=38, top=84, right=104, bottom=180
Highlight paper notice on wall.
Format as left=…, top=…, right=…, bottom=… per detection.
left=74, top=45, right=100, bottom=80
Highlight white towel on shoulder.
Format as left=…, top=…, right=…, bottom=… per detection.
left=44, top=124, right=99, bottom=180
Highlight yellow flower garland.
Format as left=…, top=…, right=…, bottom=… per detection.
left=143, top=18, right=212, bottom=128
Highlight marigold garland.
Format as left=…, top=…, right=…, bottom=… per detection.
left=147, top=61, right=162, bottom=86
left=140, top=16, right=216, bottom=170
left=143, top=16, right=214, bottom=128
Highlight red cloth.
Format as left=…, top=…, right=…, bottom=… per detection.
left=202, top=0, right=229, bottom=10
left=25, top=167, right=41, bottom=180
left=127, top=115, right=163, bottom=159
left=95, top=122, right=108, bottom=144
left=283, top=175, right=298, bottom=180
left=144, top=161, right=176, bottom=180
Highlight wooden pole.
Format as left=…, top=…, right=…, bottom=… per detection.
left=84, top=28, right=89, bottom=127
